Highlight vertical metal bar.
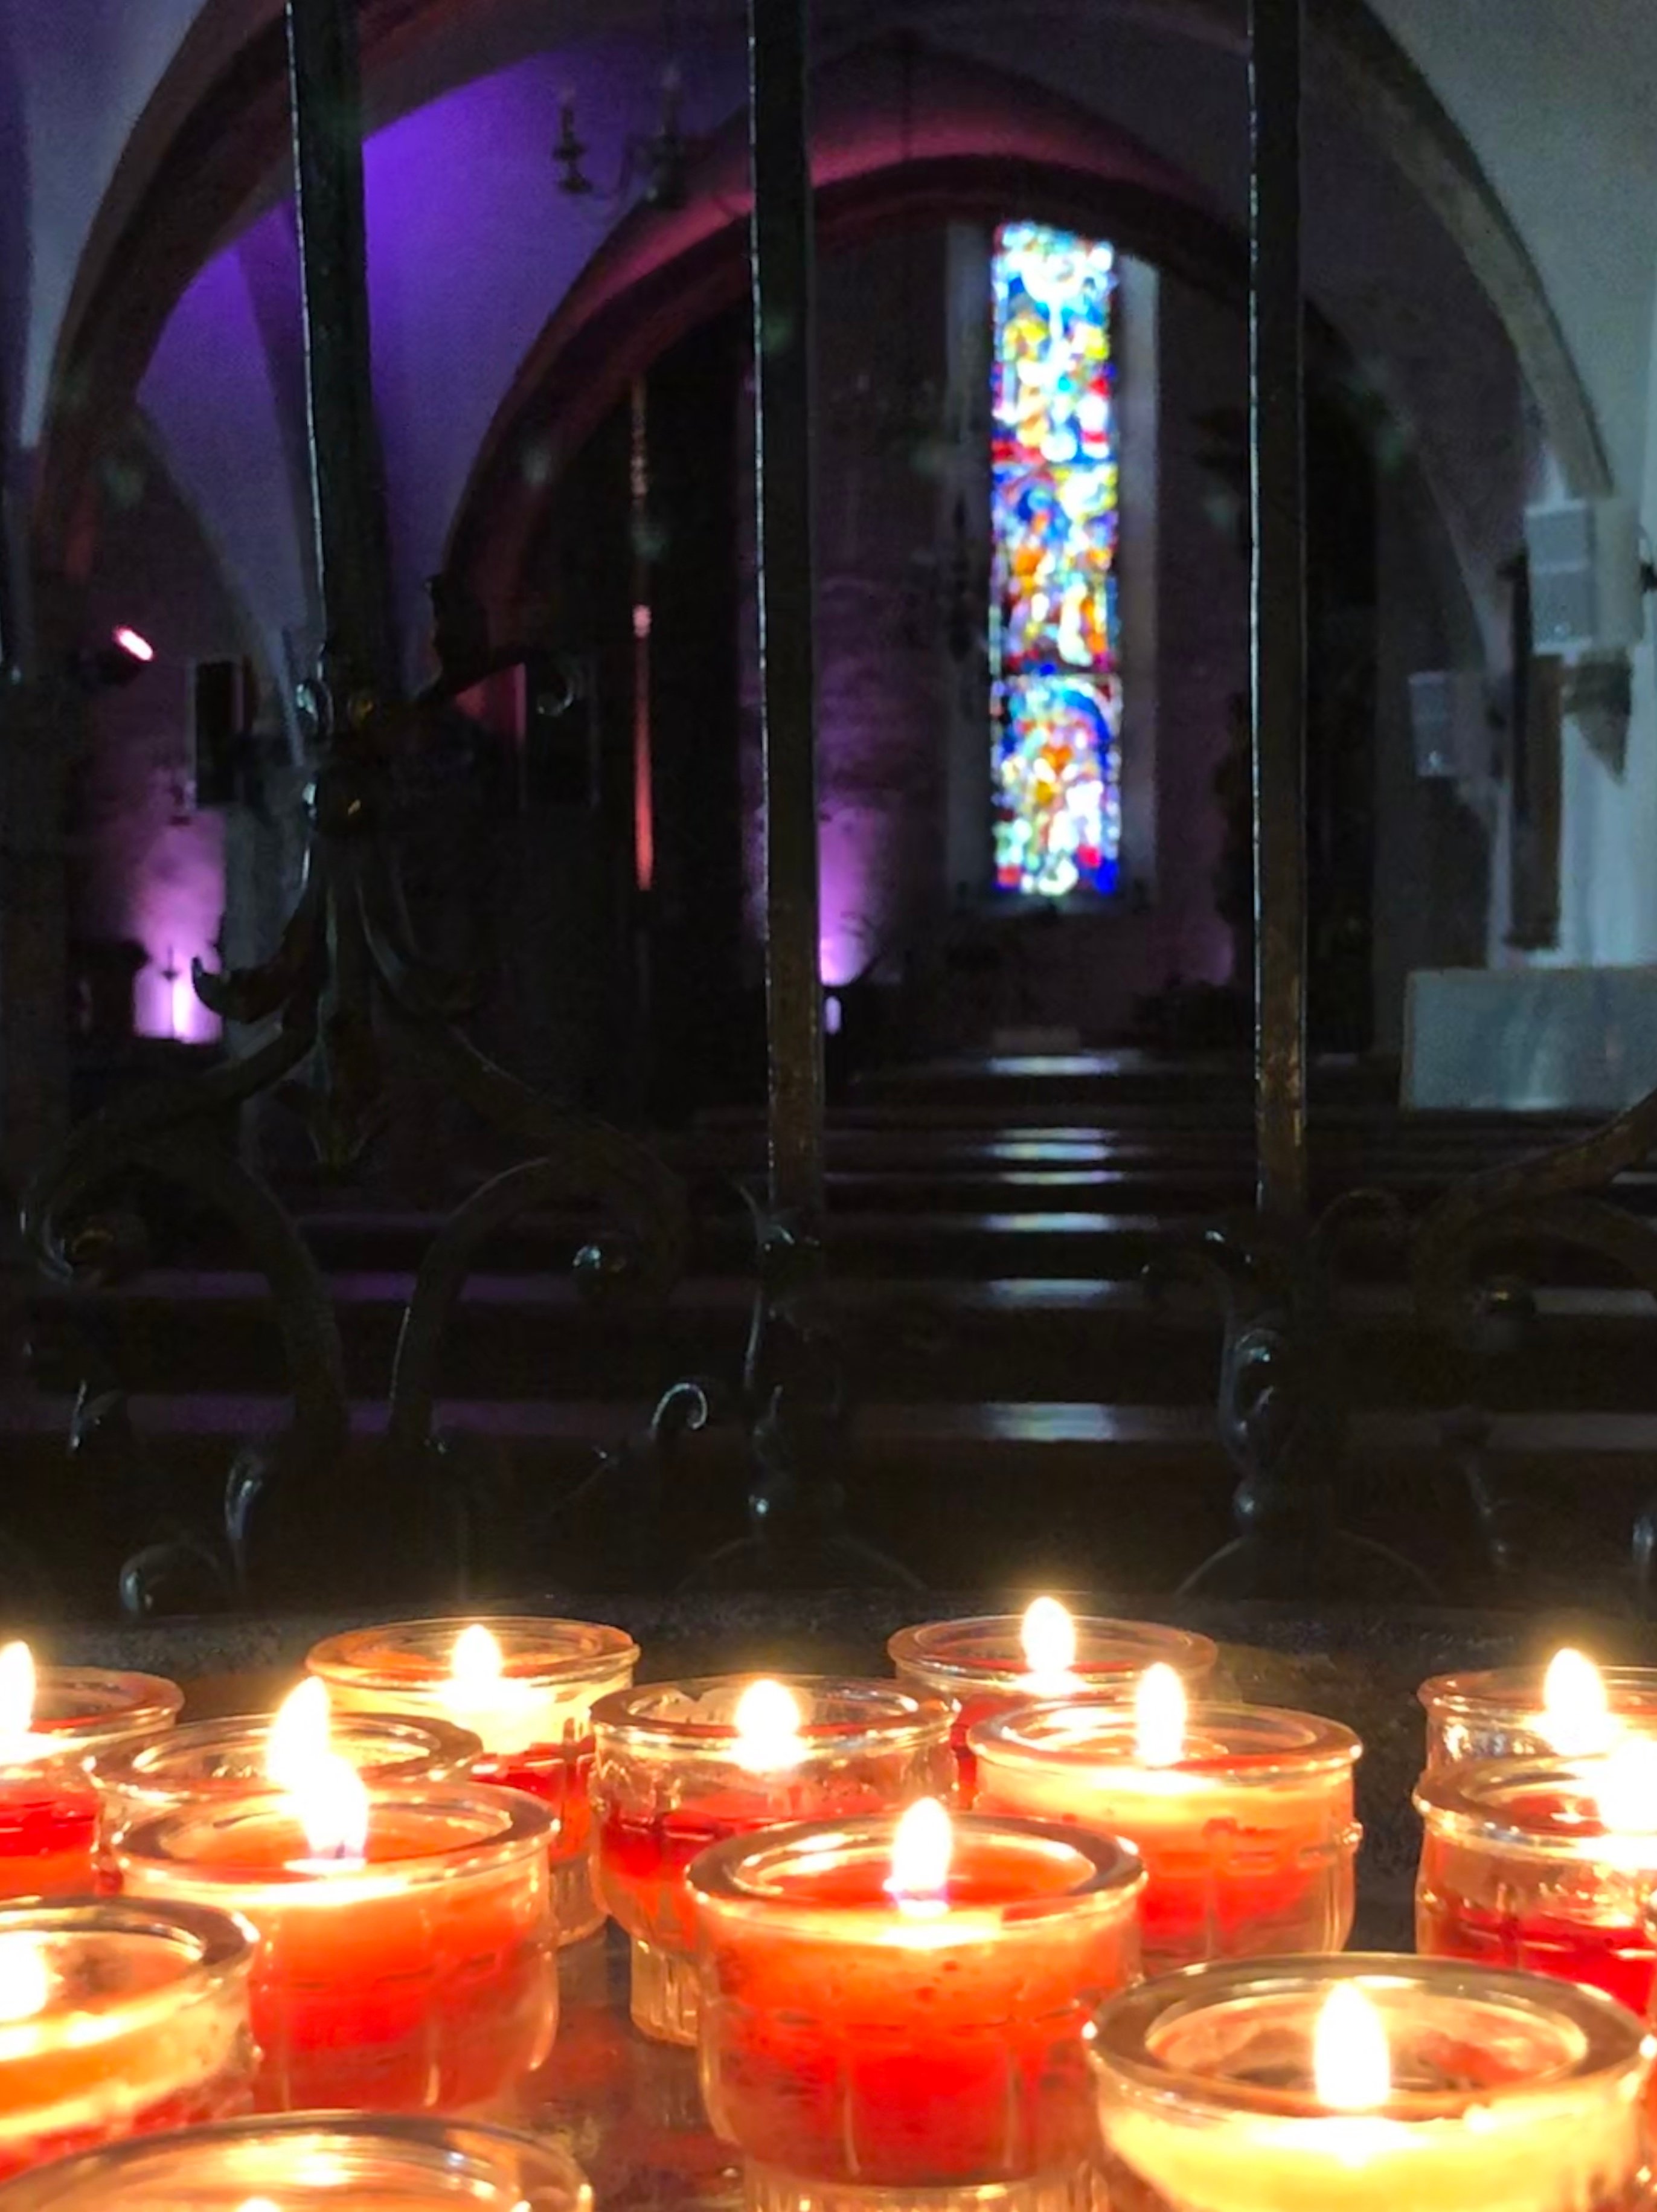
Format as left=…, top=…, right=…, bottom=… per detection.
left=748, top=0, right=825, bottom=1225
left=1250, top=0, right=1308, bottom=1217
left=285, top=0, right=397, bottom=696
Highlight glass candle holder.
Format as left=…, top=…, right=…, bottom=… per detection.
left=972, top=1700, right=1360, bottom=1972
left=0, top=1899, right=254, bottom=2182
left=0, top=2114, right=592, bottom=2212
left=1420, top=1665, right=1657, bottom=1770
left=591, top=1676, right=955, bottom=2045
left=691, top=1812, right=1145, bottom=2212
left=1089, top=1955, right=1653, bottom=2212
left=0, top=1670, right=182, bottom=1898
left=1416, top=1754, right=1657, bottom=2016
left=889, top=1615, right=1219, bottom=1789
left=88, top=1709, right=481, bottom=1832
left=115, top=1781, right=556, bottom=2114
left=306, top=1615, right=636, bottom=1943
left=25, top=1670, right=183, bottom=1759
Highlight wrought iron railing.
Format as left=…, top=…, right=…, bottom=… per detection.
left=7, top=0, right=1654, bottom=1617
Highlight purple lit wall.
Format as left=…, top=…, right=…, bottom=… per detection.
left=75, top=426, right=249, bottom=1046
left=361, top=38, right=740, bottom=658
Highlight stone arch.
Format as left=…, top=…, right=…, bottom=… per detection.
left=29, top=0, right=1610, bottom=593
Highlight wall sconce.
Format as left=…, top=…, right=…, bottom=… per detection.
left=1523, top=497, right=1652, bottom=656
left=553, top=66, right=688, bottom=211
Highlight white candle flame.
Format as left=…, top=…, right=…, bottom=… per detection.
left=885, top=1796, right=953, bottom=1911
left=1020, top=1596, right=1077, bottom=1680
left=0, top=1644, right=36, bottom=1754
left=1594, top=1737, right=1657, bottom=1837
left=732, top=1678, right=806, bottom=1772
left=0, top=1936, right=51, bottom=2024
left=1542, top=1647, right=1615, bottom=1757
left=279, top=1711, right=370, bottom=1865
left=450, top=1622, right=504, bottom=1689
left=266, top=1679, right=332, bottom=1792
left=1314, top=1984, right=1390, bottom=2113
left=1134, top=1663, right=1187, bottom=1767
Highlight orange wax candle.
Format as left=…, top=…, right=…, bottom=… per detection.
left=0, top=2113, right=593, bottom=2212
left=306, top=1615, right=637, bottom=1943
left=1419, top=1651, right=1657, bottom=1771
left=591, top=1676, right=954, bottom=2045
left=115, top=1783, right=555, bottom=2114
left=970, top=1686, right=1360, bottom=1972
left=1091, top=1956, right=1653, bottom=2212
left=19, top=1667, right=182, bottom=1760
left=88, top=1708, right=481, bottom=1833
left=0, top=1899, right=254, bottom=2181
left=889, top=1603, right=1218, bottom=1793
left=690, top=1805, right=1144, bottom=2212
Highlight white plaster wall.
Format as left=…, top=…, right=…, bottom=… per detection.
left=1371, top=0, right=1657, bottom=973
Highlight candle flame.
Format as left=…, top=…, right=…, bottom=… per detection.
left=1020, top=1596, right=1077, bottom=1680
left=0, top=1936, right=51, bottom=2024
left=1134, top=1663, right=1187, bottom=1767
left=0, top=1644, right=35, bottom=1749
left=732, top=1678, right=806, bottom=1772
left=1542, top=1647, right=1615, bottom=1757
left=886, top=1797, right=953, bottom=1910
left=450, top=1621, right=505, bottom=1689
left=1594, top=1737, right=1657, bottom=1836
left=295, top=1752, right=370, bottom=1862
left=266, top=1678, right=332, bottom=1791
left=1313, top=1984, right=1390, bottom=2113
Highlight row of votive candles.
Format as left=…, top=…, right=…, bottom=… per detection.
left=0, top=1608, right=1656, bottom=2210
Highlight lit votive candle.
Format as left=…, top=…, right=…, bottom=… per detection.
left=971, top=1668, right=1361, bottom=1971
left=691, top=1799, right=1146, bottom=2212
left=114, top=1742, right=556, bottom=2114
left=88, top=1696, right=480, bottom=1834
left=591, top=1676, right=954, bottom=2044
left=0, top=1899, right=254, bottom=2181
left=1089, top=1956, right=1653, bottom=2212
left=1416, top=1741, right=1657, bottom=2014
left=0, top=1648, right=107, bottom=1898
left=889, top=1598, right=1219, bottom=1790
left=306, top=1614, right=636, bottom=1941
left=1420, top=1646, right=1656, bottom=1770
left=0, top=2114, right=592, bottom=2212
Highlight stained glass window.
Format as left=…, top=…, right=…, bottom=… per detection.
left=990, top=221, right=1121, bottom=897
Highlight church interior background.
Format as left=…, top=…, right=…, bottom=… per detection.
left=2, top=0, right=1657, bottom=1617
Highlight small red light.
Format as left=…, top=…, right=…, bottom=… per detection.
left=112, top=626, right=155, bottom=664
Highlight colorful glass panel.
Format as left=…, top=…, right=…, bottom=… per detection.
left=990, top=221, right=1121, bottom=897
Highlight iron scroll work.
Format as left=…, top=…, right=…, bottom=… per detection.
left=22, top=660, right=690, bottom=1613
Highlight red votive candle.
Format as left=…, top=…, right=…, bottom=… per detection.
left=306, top=1615, right=637, bottom=1943
left=0, top=1899, right=254, bottom=2182
left=88, top=1708, right=481, bottom=1833
left=970, top=1686, right=1360, bottom=1972
left=889, top=1603, right=1218, bottom=1792
left=591, top=1676, right=955, bottom=2044
left=114, top=1781, right=556, bottom=2114
left=1419, top=1653, right=1657, bottom=1772
left=690, top=1804, right=1145, bottom=2212
left=0, top=2114, right=593, bottom=2212
left=0, top=1649, right=156, bottom=1898
left=1417, top=1749, right=1657, bottom=2016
